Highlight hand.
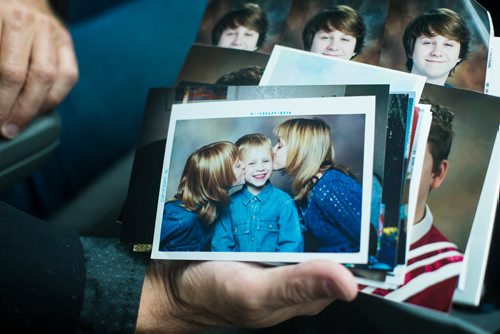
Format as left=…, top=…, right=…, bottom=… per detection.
left=136, top=259, right=358, bottom=333
left=0, top=0, right=78, bottom=139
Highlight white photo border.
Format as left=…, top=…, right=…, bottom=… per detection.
left=260, top=45, right=426, bottom=101
left=151, top=96, right=376, bottom=264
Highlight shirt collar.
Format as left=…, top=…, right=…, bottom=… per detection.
left=241, top=182, right=272, bottom=206
left=411, top=205, right=433, bottom=244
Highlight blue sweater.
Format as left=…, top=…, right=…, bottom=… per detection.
left=301, top=169, right=362, bottom=253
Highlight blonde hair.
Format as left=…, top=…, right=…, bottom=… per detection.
left=274, top=118, right=334, bottom=200
left=235, top=133, right=273, bottom=160
left=176, top=141, right=239, bottom=224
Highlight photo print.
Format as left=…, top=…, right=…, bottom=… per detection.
left=151, top=96, right=376, bottom=264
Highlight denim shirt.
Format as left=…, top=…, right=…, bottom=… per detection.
left=212, top=182, right=303, bottom=252
left=159, top=200, right=213, bottom=251
left=301, top=169, right=362, bottom=253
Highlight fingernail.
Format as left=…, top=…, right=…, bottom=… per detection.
left=2, top=123, right=19, bottom=139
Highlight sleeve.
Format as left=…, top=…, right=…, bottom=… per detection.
left=0, top=201, right=86, bottom=333
left=211, top=206, right=236, bottom=251
left=277, top=197, right=304, bottom=252
left=76, top=237, right=148, bottom=334
left=315, top=172, right=362, bottom=243
left=159, top=202, right=181, bottom=251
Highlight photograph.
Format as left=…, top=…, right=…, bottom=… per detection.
left=194, top=0, right=293, bottom=54
left=183, top=84, right=394, bottom=268
left=379, top=0, right=491, bottom=92
left=358, top=85, right=500, bottom=311
left=260, top=45, right=426, bottom=101
left=419, top=84, right=500, bottom=306
left=176, top=44, right=270, bottom=86
left=150, top=96, right=376, bottom=264
left=280, top=0, right=390, bottom=65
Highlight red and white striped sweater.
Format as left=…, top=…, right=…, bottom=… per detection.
left=360, top=208, right=464, bottom=312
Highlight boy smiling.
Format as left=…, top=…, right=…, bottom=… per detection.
left=212, top=134, right=303, bottom=252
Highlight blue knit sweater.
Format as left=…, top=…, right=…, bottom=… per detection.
left=301, top=169, right=362, bottom=253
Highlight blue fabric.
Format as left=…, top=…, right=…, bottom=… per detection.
left=0, top=0, right=208, bottom=216
left=302, top=169, right=362, bottom=253
left=212, top=182, right=303, bottom=253
left=159, top=200, right=213, bottom=252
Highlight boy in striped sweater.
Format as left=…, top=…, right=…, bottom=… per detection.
left=361, top=99, right=463, bottom=312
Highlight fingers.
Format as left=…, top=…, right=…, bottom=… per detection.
left=41, top=30, right=78, bottom=111
left=261, top=259, right=358, bottom=305
left=142, top=260, right=358, bottom=331
left=0, top=6, right=35, bottom=136
left=241, top=259, right=357, bottom=326
left=0, top=2, right=78, bottom=139
left=177, top=260, right=357, bottom=329
left=3, top=16, right=57, bottom=137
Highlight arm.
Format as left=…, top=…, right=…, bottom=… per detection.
left=277, top=198, right=304, bottom=252
left=211, top=206, right=236, bottom=251
left=136, top=259, right=358, bottom=333
left=0, top=0, right=78, bottom=139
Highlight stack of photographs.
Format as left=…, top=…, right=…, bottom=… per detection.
left=119, top=0, right=500, bottom=317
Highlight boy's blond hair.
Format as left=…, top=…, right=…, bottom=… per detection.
left=235, top=133, right=273, bottom=161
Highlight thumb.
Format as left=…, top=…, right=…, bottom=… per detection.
left=262, top=259, right=358, bottom=305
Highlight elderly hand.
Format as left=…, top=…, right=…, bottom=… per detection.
left=137, top=259, right=358, bottom=333
left=0, top=0, right=78, bottom=139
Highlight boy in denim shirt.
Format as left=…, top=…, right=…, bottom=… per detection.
left=212, top=134, right=304, bottom=252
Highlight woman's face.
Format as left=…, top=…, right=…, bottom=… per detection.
left=310, top=29, right=357, bottom=60
left=272, top=137, right=287, bottom=170
left=217, top=25, right=260, bottom=51
left=231, top=159, right=246, bottom=187
left=411, top=33, right=462, bottom=84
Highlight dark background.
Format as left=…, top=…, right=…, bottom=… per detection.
left=478, top=0, right=499, bottom=36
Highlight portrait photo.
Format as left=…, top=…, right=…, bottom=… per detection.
left=279, top=0, right=390, bottom=65
left=151, top=96, right=376, bottom=264
left=379, top=0, right=491, bottom=92
left=195, top=0, right=293, bottom=54
left=418, top=84, right=499, bottom=304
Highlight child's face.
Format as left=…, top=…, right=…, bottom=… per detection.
left=241, top=146, right=272, bottom=189
left=217, top=25, right=259, bottom=51
left=411, top=33, right=461, bottom=83
left=310, top=29, right=357, bottom=60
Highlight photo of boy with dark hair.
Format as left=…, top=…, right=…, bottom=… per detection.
left=212, top=3, right=269, bottom=51
left=360, top=99, right=464, bottom=313
left=402, top=8, right=471, bottom=87
left=302, top=5, right=366, bottom=60
left=195, top=0, right=293, bottom=54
